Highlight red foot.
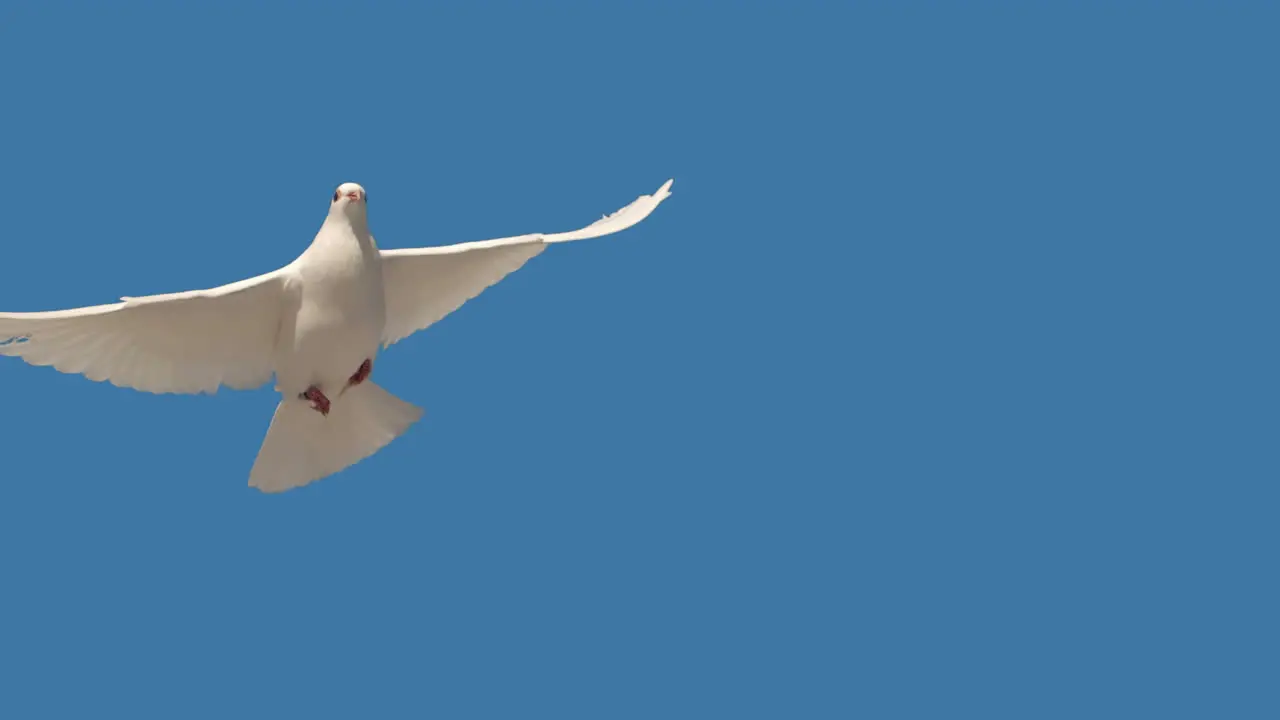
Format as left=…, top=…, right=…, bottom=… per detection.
left=348, top=358, right=372, bottom=387
left=299, top=386, right=331, bottom=416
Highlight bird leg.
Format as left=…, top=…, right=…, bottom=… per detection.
left=347, top=358, right=373, bottom=388
left=299, top=386, right=331, bottom=416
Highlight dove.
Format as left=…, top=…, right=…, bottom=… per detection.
left=0, top=179, right=673, bottom=492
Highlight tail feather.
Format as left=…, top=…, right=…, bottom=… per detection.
left=248, top=381, right=422, bottom=493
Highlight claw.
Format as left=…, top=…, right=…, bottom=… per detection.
left=299, top=386, right=331, bottom=416
left=348, top=358, right=372, bottom=387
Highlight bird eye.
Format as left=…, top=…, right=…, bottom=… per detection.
left=333, top=190, right=341, bottom=202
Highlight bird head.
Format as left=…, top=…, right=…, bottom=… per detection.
left=329, top=182, right=368, bottom=219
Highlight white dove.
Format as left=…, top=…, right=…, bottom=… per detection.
left=0, top=179, right=673, bottom=492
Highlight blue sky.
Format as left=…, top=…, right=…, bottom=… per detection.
left=0, top=2, right=1276, bottom=717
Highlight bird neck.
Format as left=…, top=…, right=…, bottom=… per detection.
left=320, top=213, right=376, bottom=252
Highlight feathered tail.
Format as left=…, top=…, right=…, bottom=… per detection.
left=248, top=381, right=423, bottom=493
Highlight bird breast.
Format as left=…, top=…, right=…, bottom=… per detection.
left=279, top=234, right=386, bottom=393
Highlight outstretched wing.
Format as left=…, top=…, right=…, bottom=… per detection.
left=0, top=269, right=290, bottom=395
left=379, top=179, right=672, bottom=346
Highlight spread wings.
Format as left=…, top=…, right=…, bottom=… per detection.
left=379, top=179, right=672, bottom=346
left=0, top=269, right=289, bottom=394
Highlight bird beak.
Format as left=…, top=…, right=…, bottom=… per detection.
left=346, top=191, right=361, bottom=202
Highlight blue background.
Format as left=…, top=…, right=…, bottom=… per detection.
left=0, top=2, right=1276, bottom=717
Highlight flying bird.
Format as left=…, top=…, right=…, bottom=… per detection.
left=0, top=179, right=673, bottom=492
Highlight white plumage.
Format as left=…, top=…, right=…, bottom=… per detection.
left=0, top=179, right=673, bottom=492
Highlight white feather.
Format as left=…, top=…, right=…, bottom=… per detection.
left=379, top=179, right=672, bottom=346
left=0, top=270, right=288, bottom=394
